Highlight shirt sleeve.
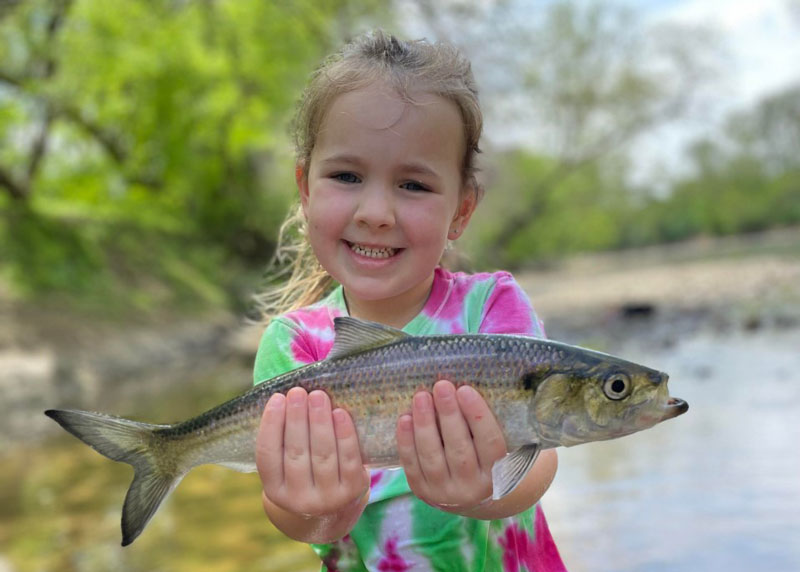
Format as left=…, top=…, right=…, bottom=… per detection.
left=253, top=317, right=311, bottom=385
left=479, top=272, right=546, bottom=337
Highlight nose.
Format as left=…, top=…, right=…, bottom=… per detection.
left=354, top=185, right=395, bottom=229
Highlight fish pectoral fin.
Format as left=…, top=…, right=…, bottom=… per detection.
left=491, top=443, right=541, bottom=500
left=328, top=317, right=410, bottom=360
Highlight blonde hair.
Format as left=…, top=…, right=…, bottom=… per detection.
left=257, top=30, right=483, bottom=323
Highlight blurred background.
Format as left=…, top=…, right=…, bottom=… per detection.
left=1, top=0, right=799, bottom=570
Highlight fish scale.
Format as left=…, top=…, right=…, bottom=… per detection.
left=44, top=316, right=688, bottom=546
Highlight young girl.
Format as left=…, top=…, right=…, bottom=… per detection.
left=253, top=30, right=566, bottom=571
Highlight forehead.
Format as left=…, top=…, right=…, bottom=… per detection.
left=314, top=85, right=465, bottom=167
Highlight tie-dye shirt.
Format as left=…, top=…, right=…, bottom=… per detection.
left=254, top=267, right=567, bottom=572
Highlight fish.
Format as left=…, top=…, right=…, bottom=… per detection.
left=45, top=317, right=688, bottom=546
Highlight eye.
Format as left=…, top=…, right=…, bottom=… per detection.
left=400, top=180, right=430, bottom=192
left=603, top=373, right=632, bottom=400
left=333, top=172, right=360, bottom=184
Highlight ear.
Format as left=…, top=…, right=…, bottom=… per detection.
left=448, top=187, right=478, bottom=240
left=296, top=163, right=310, bottom=216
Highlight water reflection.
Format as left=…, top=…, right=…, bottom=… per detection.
left=545, top=329, right=800, bottom=572
left=1, top=361, right=319, bottom=572
left=4, top=330, right=800, bottom=571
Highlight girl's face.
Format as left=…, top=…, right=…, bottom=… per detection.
left=298, top=85, right=476, bottom=324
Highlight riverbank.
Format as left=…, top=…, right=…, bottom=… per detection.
left=0, top=302, right=241, bottom=452
left=519, top=233, right=800, bottom=351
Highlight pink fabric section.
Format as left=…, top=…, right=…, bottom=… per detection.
left=288, top=306, right=344, bottom=363
left=420, top=266, right=454, bottom=319
left=421, top=267, right=543, bottom=336
left=479, top=272, right=540, bottom=335
left=377, top=537, right=412, bottom=571
left=499, top=505, right=567, bottom=572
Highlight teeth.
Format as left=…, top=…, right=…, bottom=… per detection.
left=349, top=243, right=397, bottom=259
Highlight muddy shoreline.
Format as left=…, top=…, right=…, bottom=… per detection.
left=523, top=252, right=800, bottom=351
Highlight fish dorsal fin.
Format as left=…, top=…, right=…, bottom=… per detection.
left=328, top=317, right=410, bottom=360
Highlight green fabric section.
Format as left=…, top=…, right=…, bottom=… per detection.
left=376, top=469, right=411, bottom=499
left=463, top=279, right=493, bottom=332
left=485, top=519, right=508, bottom=571
left=346, top=470, right=411, bottom=562
left=463, top=516, right=490, bottom=571
left=404, top=311, right=437, bottom=335
left=313, top=538, right=370, bottom=572
left=348, top=499, right=389, bottom=565
left=253, top=317, right=304, bottom=383
left=410, top=500, right=471, bottom=571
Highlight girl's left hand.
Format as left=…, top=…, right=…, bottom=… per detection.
left=396, top=380, right=507, bottom=513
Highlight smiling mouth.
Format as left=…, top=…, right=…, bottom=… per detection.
left=346, top=241, right=400, bottom=259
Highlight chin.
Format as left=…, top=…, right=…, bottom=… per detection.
left=341, top=277, right=421, bottom=304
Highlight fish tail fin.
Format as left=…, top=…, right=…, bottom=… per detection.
left=45, top=409, right=186, bottom=546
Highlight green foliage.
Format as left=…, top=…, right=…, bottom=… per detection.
left=469, top=149, right=630, bottom=267
left=1, top=0, right=798, bottom=308
left=0, top=200, right=233, bottom=316
left=469, top=80, right=800, bottom=269
left=636, top=87, right=800, bottom=245
left=0, top=0, right=389, bottom=313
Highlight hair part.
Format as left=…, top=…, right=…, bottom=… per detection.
left=257, top=30, right=483, bottom=324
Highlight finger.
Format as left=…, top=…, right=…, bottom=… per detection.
left=282, top=387, right=312, bottom=487
left=396, top=412, right=424, bottom=487
left=308, top=390, right=338, bottom=488
left=256, top=393, right=286, bottom=491
left=432, top=380, right=479, bottom=478
left=456, top=385, right=507, bottom=470
left=411, top=390, right=448, bottom=483
left=333, top=408, right=368, bottom=489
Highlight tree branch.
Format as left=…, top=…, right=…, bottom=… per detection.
left=0, top=165, right=27, bottom=201
left=26, top=109, right=54, bottom=186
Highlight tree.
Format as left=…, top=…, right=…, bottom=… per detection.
left=0, top=0, right=390, bottom=304
left=403, top=0, right=723, bottom=266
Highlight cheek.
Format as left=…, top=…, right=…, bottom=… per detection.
left=401, top=203, right=452, bottom=242
left=306, top=187, right=350, bottom=227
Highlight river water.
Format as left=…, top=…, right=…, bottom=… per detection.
left=545, top=327, right=800, bottom=572
left=2, top=327, right=799, bottom=571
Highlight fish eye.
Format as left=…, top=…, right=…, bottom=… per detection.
left=603, top=373, right=632, bottom=400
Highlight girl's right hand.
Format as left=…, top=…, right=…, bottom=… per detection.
left=256, top=387, right=370, bottom=539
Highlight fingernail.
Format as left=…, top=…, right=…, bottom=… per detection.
left=398, top=414, right=413, bottom=432
left=332, top=408, right=347, bottom=427
left=457, top=385, right=477, bottom=403
left=414, top=391, right=432, bottom=411
left=434, top=381, right=454, bottom=400
left=287, top=388, right=305, bottom=406
left=309, top=391, right=325, bottom=408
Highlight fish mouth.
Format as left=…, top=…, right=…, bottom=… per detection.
left=661, top=397, right=689, bottom=421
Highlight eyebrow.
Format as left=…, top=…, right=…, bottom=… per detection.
left=318, top=154, right=363, bottom=167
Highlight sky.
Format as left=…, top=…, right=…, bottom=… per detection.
left=616, top=0, right=800, bottom=182
left=402, top=0, right=800, bottom=184
left=645, top=0, right=800, bottom=108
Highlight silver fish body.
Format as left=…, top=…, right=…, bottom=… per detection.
left=45, top=317, right=688, bottom=546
